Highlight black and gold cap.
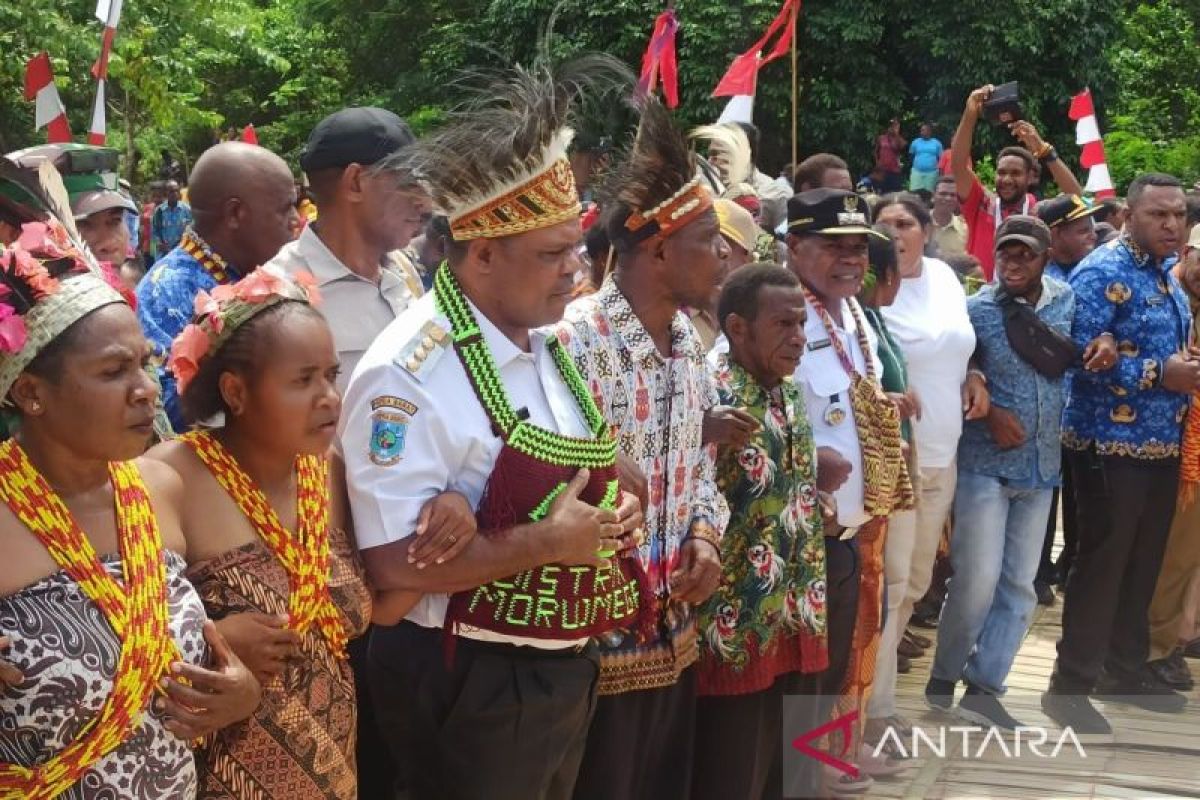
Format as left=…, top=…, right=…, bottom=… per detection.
left=787, top=188, right=885, bottom=240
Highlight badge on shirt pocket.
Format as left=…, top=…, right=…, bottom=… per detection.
left=369, top=396, right=418, bottom=466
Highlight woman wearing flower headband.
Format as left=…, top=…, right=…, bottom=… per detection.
left=0, top=221, right=261, bottom=800
left=148, top=264, right=473, bottom=799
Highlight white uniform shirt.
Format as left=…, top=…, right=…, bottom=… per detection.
left=339, top=292, right=591, bottom=648
left=268, top=225, right=422, bottom=392
left=794, top=295, right=882, bottom=528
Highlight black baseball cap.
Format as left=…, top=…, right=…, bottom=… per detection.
left=787, top=188, right=886, bottom=240
left=1036, top=194, right=1101, bottom=229
left=995, top=214, right=1051, bottom=254
left=299, top=107, right=415, bottom=173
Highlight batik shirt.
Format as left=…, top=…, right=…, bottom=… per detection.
left=556, top=277, right=729, bottom=695
left=136, top=233, right=243, bottom=431
left=1063, top=235, right=1192, bottom=460
left=959, top=278, right=1074, bottom=486
left=697, top=356, right=827, bottom=697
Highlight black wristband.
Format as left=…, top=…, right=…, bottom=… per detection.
left=1040, top=147, right=1059, bottom=164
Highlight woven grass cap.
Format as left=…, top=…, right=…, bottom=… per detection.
left=0, top=273, right=124, bottom=404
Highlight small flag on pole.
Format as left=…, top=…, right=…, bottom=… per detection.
left=1068, top=89, right=1115, bottom=199
left=89, top=0, right=123, bottom=145
left=24, top=52, right=72, bottom=143
left=712, top=0, right=800, bottom=123
left=638, top=9, right=680, bottom=109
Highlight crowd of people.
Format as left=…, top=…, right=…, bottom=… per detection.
left=0, top=50, right=1199, bottom=800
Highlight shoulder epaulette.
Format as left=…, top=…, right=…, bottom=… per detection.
left=393, top=317, right=451, bottom=382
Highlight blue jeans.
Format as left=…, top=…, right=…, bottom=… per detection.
left=931, top=470, right=1054, bottom=694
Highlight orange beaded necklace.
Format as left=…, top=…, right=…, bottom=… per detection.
left=181, top=431, right=347, bottom=656
left=0, top=440, right=178, bottom=800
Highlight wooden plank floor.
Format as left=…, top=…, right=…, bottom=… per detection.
left=862, top=598, right=1200, bottom=799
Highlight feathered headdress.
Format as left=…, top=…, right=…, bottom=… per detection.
left=690, top=123, right=753, bottom=187
left=394, top=53, right=633, bottom=242
left=603, top=94, right=714, bottom=253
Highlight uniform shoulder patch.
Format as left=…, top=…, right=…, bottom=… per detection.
left=369, top=396, right=418, bottom=466
left=393, top=317, right=451, bottom=382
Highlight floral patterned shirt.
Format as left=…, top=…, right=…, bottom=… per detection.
left=1063, top=235, right=1192, bottom=460
left=697, top=357, right=828, bottom=696
left=556, top=277, right=728, bottom=695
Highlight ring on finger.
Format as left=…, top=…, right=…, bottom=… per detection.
left=448, top=534, right=457, bottom=544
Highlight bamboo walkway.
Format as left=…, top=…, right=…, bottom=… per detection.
left=864, top=598, right=1200, bottom=799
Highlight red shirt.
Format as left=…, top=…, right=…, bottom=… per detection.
left=960, top=175, right=1036, bottom=280
left=876, top=134, right=902, bottom=173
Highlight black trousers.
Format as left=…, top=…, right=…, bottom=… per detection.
left=573, top=667, right=698, bottom=800
left=368, top=621, right=599, bottom=800
left=818, top=536, right=861, bottom=698
left=691, top=671, right=821, bottom=800
left=1037, top=454, right=1078, bottom=584
left=348, top=630, right=399, bottom=799
left=1053, top=450, right=1180, bottom=689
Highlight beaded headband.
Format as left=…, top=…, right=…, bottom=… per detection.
left=447, top=130, right=582, bottom=242
left=617, top=176, right=713, bottom=249
left=168, top=265, right=321, bottom=394
left=449, top=155, right=581, bottom=241
left=0, top=221, right=127, bottom=404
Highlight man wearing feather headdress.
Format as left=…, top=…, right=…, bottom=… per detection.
left=555, top=95, right=730, bottom=800
left=338, top=57, right=646, bottom=800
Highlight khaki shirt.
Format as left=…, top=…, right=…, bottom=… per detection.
left=931, top=214, right=968, bottom=259
left=268, top=226, right=423, bottom=392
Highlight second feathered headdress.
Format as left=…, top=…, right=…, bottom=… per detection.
left=603, top=94, right=714, bottom=253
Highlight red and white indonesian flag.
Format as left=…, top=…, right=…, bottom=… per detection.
left=89, top=0, right=123, bottom=145
left=1068, top=89, right=1115, bottom=199
left=712, top=0, right=800, bottom=124
left=24, top=52, right=71, bottom=143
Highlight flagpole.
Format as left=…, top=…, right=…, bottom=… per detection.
left=790, top=3, right=799, bottom=169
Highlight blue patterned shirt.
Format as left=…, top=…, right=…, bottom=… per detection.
left=1063, top=235, right=1192, bottom=460
left=151, top=202, right=192, bottom=253
left=1045, top=259, right=1071, bottom=284
left=136, top=241, right=243, bottom=431
left=958, top=278, right=1074, bottom=486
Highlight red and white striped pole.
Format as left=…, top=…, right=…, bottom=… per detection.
left=1068, top=88, right=1116, bottom=200
left=89, top=0, right=123, bottom=145
left=24, top=52, right=72, bottom=143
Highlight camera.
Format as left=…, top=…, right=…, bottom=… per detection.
left=983, top=82, right=1023, bottom=125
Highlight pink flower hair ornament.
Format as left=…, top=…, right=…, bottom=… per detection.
left=168, top=266, right=321, bottom=394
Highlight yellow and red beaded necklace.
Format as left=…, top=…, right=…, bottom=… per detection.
left=181, top=431, right=346, bottom=656
left=0, top=440, right=178, bottom=800
left=179, top=229, right=239, bottom=284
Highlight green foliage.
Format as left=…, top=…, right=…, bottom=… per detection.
left=1101, top=2, right=1200, bottom=190
left=0, top=0, right=1195, bottom=194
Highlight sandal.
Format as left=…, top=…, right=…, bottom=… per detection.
left=857, top=744, right=908, bottom=777
left=885, top=713, right=914, bottom=737
left=905, top=629, right=933, bottom=650
left=824, top=766, right=874, bottom=796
